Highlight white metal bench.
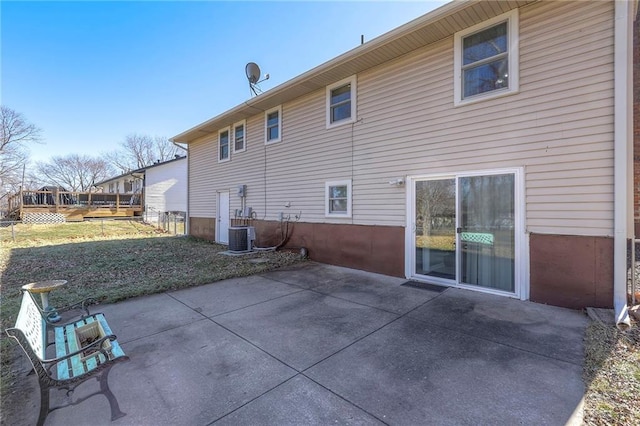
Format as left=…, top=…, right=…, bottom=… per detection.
left=5, top=290, right=129, bottom=426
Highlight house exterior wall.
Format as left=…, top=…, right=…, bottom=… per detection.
left=145, top=158, right=187, bottom=214
left=188, top=139, right=216, bottom=218
left=186, top=0, right=618, bottom=308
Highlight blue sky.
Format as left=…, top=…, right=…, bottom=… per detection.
left=2, top=1, right=447, bottom=163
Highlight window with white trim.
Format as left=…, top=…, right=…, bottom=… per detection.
left=218, top=127, right=230, bottom=162
left=454, top=10, right=519, bottom=105
left=325, top=180, right=352, bottom=218
left=233, top=120, right=246, bottom=153
left=265, top=106, right=282, bottom=144
left=326, top=76, right=356, bottom=128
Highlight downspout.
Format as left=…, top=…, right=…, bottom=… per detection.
left=613, top=0, right=634, bottom=329
left=172, top=141, right=189, bottom=235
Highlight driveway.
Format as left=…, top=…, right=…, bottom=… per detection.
left=15, top=262, right=587, bottom=425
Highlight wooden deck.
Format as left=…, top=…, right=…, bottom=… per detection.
left=7, top=190, right=144, bottom=221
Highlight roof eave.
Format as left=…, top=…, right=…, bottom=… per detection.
left=171, top=0, right=536, bottom=144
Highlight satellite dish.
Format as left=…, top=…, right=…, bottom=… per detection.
left=245, top=62, right=261, bottom=85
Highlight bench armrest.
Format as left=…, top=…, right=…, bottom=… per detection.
left=20, top=290, right=97, bottom=326
left=43, top=297, right=98, bottom=326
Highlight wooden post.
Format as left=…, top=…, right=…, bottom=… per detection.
left=19, top=189, right=24, bottom=220
left=54, top=188, right=59, bottom=213
left=116, top=193, right=120, bottom=213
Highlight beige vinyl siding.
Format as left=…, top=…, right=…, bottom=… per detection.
left=187, top=0, right=614, bottom=236
left=353, top=0, right=614, bottom=234
left=188, top=138, right=216, bottom=217
left=263, top=94, right=353, bottom=219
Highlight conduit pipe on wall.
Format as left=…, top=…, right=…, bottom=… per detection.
left=613, top=0, right=633, bottom=329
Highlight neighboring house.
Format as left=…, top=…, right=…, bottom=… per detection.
left=96, top=155, right=187, bottom=216
left=144, top=156, right=188, bottom=215
left=98, top=171, right=144, bottom=196
left=172, top=1, right=637, bottom=324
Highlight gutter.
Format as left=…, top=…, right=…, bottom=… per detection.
left=172, top=141, right=188, bottom=152
left=613, top=0, right=634, bottom=329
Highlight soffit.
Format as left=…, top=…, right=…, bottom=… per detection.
left=172, top=0, right=537, bottom=143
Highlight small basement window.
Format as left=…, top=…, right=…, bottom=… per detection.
left=325, top=180, right=352, bottom=218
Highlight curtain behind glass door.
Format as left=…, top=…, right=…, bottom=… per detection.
left=459, top=174, right=514, bottom=291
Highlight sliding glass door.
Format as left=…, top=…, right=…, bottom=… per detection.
left=412, top=171, right=517, bottom=294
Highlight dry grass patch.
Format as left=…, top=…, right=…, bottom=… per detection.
left=583, top=318, right=640, bottom=425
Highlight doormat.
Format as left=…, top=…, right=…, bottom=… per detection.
left=401, top=281, right=447, bottom=292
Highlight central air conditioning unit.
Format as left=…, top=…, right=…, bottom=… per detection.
left=228, top=226, right=255, bottom=252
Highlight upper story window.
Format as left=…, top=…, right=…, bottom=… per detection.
left=124, top=180, right=133, bottom=192
left=265, top=106, right=282, bottom=144
left=218, top=127, right=230, bottom=162
left=326, top=76, right=356, bottom=128
left=108, top=183, right=114, bottom=193
left=233, top=120, right=246, bottom=153
left=454, top=9, right=519, bottom=106
left=325, top=179, right=352, bottom=218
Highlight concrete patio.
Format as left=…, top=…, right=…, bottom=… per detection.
left=15, top=262, right=588, bottom=425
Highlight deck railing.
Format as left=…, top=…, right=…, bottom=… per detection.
left=7, top=189, right=143, bottom=218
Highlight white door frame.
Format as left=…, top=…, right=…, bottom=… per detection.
left=405, top=167, right=528, bottom=300
left=216, top=191, right=230, bottom=244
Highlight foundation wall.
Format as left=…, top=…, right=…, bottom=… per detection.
left=189, top=217, right=215, bottom=240
left=253, top=220, right=405, bottom=277
left=188, top=218, right=615, bottom=309
left=529, top=233, right=613, bottom=309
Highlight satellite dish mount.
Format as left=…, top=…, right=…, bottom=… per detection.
left=245, top=62, right=269, bottom=96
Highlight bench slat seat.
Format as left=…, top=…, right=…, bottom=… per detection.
left=6, top=291, right=129, bottom=426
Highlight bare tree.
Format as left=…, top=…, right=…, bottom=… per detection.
left=416, top=180, right=455, bottom=236
left=36, top=154, right=114, bottom=192
left=0, top=106, right=41, bottom=193
left=0, top=106, right=42, bottom=152
left=107, top=134, right=180, bottom=173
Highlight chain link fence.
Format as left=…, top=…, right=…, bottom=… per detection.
left=1, top=212, right=187, bottom=243
left=143, top=210, right=186, bottom=235
left=0, top=217, right=148, bottom=243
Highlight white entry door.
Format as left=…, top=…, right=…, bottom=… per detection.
left=216, top=191, right=230, bottom=244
